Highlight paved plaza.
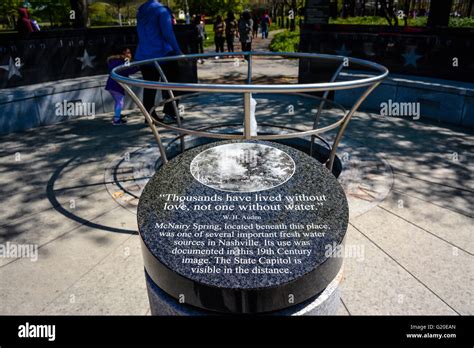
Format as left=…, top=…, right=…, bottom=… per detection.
left=0, top=34, right=473, bottom=316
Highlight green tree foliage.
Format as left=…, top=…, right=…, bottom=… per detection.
left=0, top=0, right=24, bottom=30
left=30, top=0, right=71, bottom=28
left=0, top=0, right=73, bottom=29
left=172, top=0, right=250, bottom=17
left=99, top=0, right=141, bottom=24
left=2, top=0, right=472, bottom=30
left=268, top=0, right=305, bottom=31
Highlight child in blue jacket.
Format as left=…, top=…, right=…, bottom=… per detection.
left=105, top=48, right=138, bottom=125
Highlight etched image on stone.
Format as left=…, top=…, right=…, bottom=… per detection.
left=190, top=143, right=296, bottom=192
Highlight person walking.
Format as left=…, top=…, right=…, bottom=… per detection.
left=213, top=15, right=226, bottom=56
left=238, top=10, right=253, bottom=55
left=17, top=7, right=34, bottom=34
left=261, top=11, right=271, bottom=39
left=135, top=0, right=183, bottom=124
left=225, top=11, right=238, bottom=53
left=194, top=15, right=206, bottom=63
left=252, top=14, right=259, bottom=39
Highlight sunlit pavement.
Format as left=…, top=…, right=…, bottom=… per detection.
left=0, top=31, right=472, bottom=315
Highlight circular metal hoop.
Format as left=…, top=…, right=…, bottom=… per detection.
left=112, top=51, right=388, bottom=171
left=112, top=51, right=388, bottom=93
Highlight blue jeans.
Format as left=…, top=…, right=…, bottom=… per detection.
left=109, top=90, right=124, bottom=121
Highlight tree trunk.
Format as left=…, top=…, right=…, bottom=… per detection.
left=427, top=0, right=452, bottom=27
left=117, top=3, right=122, bottom=26
left=70, top=0, right=89, bottom=28
left=404, top=0, right=410, bottom=26
left=281, top=3, right=286, bottom=29
left=349, top=0, right=356, bottom=16
left=290, top=0, right=296, bottom=31
left=49, top=6, right=54, bottom=27
left=379, top=0, right=393, bottom=25
left=342, top=0, right=348, bottom=18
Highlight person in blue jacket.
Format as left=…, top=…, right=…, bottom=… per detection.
left=135, top=1, right=183, bottom=124
left=105, top=48, right=139, bottom=125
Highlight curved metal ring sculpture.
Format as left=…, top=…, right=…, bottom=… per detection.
left=112, top=51, right=388, bottom=171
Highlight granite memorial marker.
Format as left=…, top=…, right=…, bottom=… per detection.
left=137, top=140, right=349, bottom=314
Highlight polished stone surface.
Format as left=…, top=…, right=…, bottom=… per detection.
left=145, top=265, right=344, bottom=316
left=138, top=140, right=349, bottom=313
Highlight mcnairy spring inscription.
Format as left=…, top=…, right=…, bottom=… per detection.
left=138, top=141, right=349, bottom=313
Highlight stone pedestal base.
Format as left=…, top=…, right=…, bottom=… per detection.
left=145, top=266, right=343, bottom=316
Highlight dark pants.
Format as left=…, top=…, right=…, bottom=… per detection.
left=140, top=60, right=180, bottom=117
left=197, top=38, right=204, bottom=54
left=241, top=42, right=252, bottom=52
left=226, top=35, right=235, bottom=52
left=215, top=36, right=225, bottom=53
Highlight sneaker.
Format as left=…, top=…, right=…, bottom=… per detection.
left=161, top=114, right=178, bottom=124
left=112, top=119, right=123, bottom=125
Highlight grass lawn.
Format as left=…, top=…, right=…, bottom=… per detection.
left=329, top=16, right=474, bottom=27
left=203, top=24, right=215, bottom=48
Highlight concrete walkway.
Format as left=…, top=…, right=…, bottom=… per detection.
left=0, top=32, right=472, bottom=316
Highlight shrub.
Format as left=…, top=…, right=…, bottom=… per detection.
left=449, top=17, right=474, bottom=27
left=269, top=30, right=300, bottom=52
left=328, top=15, right=473, bottom=27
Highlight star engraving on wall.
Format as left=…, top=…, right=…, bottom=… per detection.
left=402, top=47, right=422, bottom=68
left=0, top=56, right=23, bottom=80
left=76, top=49, right=96, bottom=70
left=336, top=44, right=352, bottom=56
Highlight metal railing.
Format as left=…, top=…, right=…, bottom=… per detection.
left=112, top=51, right=388, bottom=171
